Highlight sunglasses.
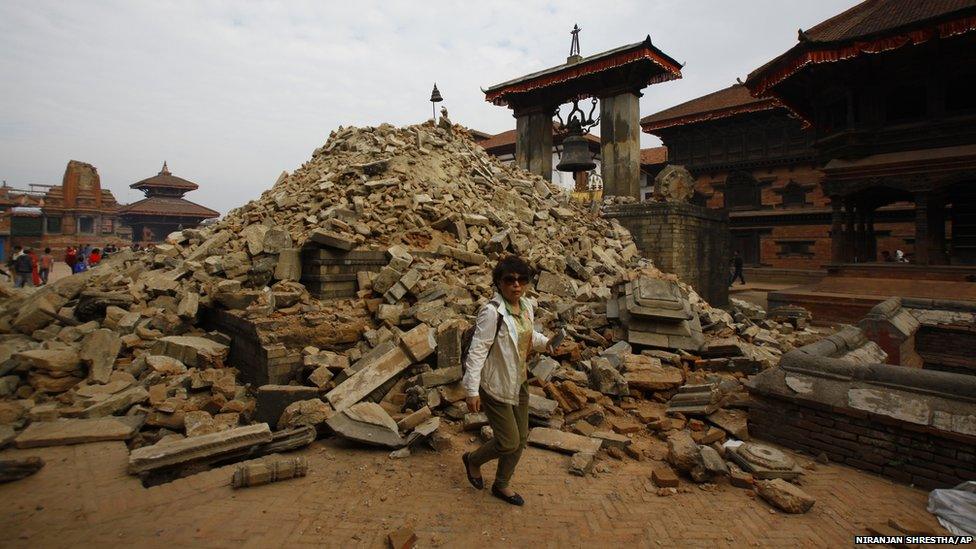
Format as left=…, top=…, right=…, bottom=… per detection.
left=501, top=275, right=530, bottom=286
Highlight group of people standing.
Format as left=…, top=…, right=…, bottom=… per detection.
left=64, top=244, right=107, bottom=274
left=5, top=246, right=54, bottom=288
left=4, top=243, right=115, bottom=288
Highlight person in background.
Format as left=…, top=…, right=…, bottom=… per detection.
left=39, top=247, right=53, bottom=284
left=729, top=251, right=746, bottom=286
left=89, top=248, right=102, bottom=266
left=8, top=246, right=30, bottom=287
left=12, top=246, right=34, bottom=288
left=28, top=248, right=41, bottom=286
left=65, top=245, right=77, bottom=270
left=72, top=255, right=88, bottom=274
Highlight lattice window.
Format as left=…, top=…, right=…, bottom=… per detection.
left=781, top=182, right=808, bottom=207
left=78, top=216, right=94, bottom=234
left=45, top=216, right=62, bottom=234
left=776, top=241, right=815, bottom=257
left=724, top=172, right=761, bottom=209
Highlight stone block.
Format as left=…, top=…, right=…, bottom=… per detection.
left=255, top=385, right=320, bottom=428
left=326, top=346, right=411, bottom=412
left=419, top=366, right=460, bottom=388
left=569, top=451, right=595, bottom=476
left=398, top=323, right=436, bottom=363
left=80, top=329, right=122, bottom=384
left=151, top=336, right=229, bottom=368
left=436, top=322, right=463, bottom=370
left=326, top=402, right=404, bottom=448
left=436, top=244, right=487, bottom=266
left=757, top=479, right=816, bottom=514
left=310, top=229, right=356, bottom=250
left=527, top=427, right=601, bottom=455
left=652, top=466, right=679, bottom=488
left=274, top=248, right=301, bottom=281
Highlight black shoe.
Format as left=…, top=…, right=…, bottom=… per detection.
left=462, top=453, right=483, bottom=490
left=491, top=484, right=524, bottom=506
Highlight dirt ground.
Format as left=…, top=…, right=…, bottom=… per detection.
left=0, top=428, right=946, bottom=548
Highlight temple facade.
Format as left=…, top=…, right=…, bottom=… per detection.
left=746, top=0, right=976, bottom=266
left=0, top=161, right=129, bottom=260
left=642, top=84, right=916, bottom=269
left=118, top=162, right=219, bottom=244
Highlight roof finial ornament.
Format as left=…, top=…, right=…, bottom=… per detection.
left=567, top=24, right=583, bottom=64
left=160, top=161, right=170, bottom=175
left=736, top=77, right=744, bottom=84
left=798, top=28, right=809, bottom=42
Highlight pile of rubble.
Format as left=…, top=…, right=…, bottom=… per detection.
left=0, top=119, right=827, bottom=506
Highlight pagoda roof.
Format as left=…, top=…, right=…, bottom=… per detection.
left=119, top=196, right=219, bottom=219
left=131, top=162, right=200, bottom=191
left=484, top=37, right=682, bottom=108
left=746, top=0, right=976, bottom=118
left=640, top=146, right=668, bottom=166
left=641, top=84, right=779, bottom=132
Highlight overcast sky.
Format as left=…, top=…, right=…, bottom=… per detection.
left=0, top=0, right=860, bottom=215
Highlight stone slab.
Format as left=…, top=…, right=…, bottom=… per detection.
left=15, top=416, right=144, bottom=448
left=128, top=423, right=272, bottom=474
left=326, top=345, right=411, bottom=412
left=526, top=427, right=601, bottom=455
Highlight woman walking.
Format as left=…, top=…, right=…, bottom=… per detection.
left=461, top=255, right=552, bottom=506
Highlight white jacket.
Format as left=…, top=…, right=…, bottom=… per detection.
left=462, top=293, right=549, bottom=405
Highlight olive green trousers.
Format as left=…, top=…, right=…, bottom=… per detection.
left=468, top=382, right=530, bottom=489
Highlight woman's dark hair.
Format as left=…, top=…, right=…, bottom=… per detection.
left=492, top=255, right=534, bottom=288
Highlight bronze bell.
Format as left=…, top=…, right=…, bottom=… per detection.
left=429, top=84, right=443, bottom=103
left=557, top=127, right=596, bottom=173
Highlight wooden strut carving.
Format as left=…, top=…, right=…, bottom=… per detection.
left=231, top=456, right=308, bottom=488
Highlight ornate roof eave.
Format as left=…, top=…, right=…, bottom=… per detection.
left=745, top=11, right=976, bottom=123
left=641, top=99, right=781, bottom=133
left=484, top=36, right=683, bottom=108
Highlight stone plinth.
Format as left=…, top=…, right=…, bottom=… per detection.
left=747, top=326, right=976, bottom=489
left=604, top=202, right=729, bottom=307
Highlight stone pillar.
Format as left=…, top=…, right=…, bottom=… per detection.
left=866, top=210, right=877, bottom=262
left=830, top=199, right=846, bottom=263
left=856, top=209, right=867, bottom=263
left=928, top=194, right=947, bottom=265
left=844, top=199, right=856, bottom=263
left=599, top=91, right=641, bottom=199
left=914, top=194, right=930, bottom=265
left=514, top=107, right=553, bottom=180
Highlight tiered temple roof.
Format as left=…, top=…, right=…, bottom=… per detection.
left=746, top=0, right=976, bottom=120
left=119, top=162, right=218, bottom=220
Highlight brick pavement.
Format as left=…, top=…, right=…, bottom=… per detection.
left=0, top=433, right=947, bottom=548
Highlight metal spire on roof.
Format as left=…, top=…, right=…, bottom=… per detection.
left=567, top=24, right=583, bottom=64
left=160, top=161, right=170, bottom=175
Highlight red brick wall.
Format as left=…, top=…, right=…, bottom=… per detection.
left=751, top=395, right=976, bottom=489
left=694, top=164, right=918, bottom=268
